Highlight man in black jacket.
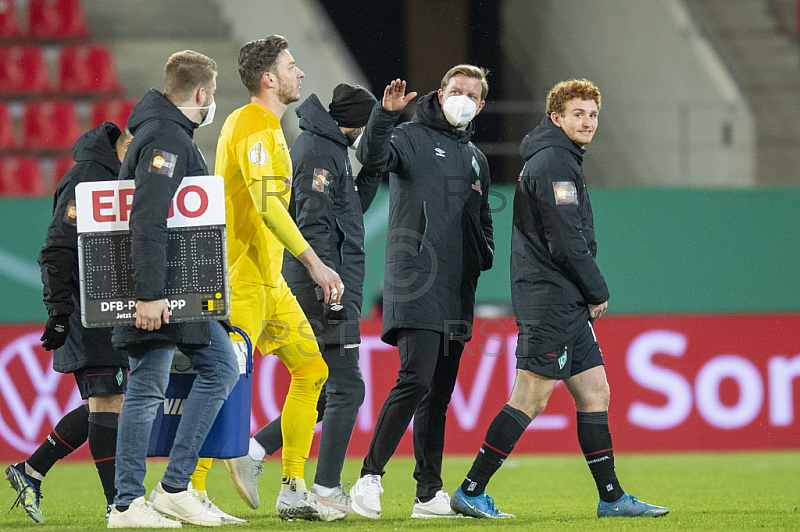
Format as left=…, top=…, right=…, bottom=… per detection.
left=349, top=66, right=494, bottom=519
left=450, top=79, right=669, bottom=519
left=107, top=51, right=239, bottom=528
left=249, top=83, right=380, bottom=513
left=5, top=122, right=131, bottom=524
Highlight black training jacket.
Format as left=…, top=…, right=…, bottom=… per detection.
left=39, top=122, right=129, bottom=373
left=112, top=89, right=214, bottom=348
left=511, top=116, right=609, bottom=332
left=283, top=94, right=381, bottom=346
left=357, top=91, right=494, bottom=345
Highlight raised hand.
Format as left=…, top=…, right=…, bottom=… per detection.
left=382, top=79, right=418, bottom=112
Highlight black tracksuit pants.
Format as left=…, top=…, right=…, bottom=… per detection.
left=361, top=328, right=465, bottom=500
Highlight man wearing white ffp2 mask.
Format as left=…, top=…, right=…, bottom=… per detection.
left=350, top=65, right=494, bottom=520
left=442, top=94, right=478, bottom=128
left=178, top=96, right=216, bottom=127
left=438, top=72, right=486, bottom=130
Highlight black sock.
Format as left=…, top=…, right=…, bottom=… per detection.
left=160, top=482, right=185, bottom=494
left=88, top=411, right=119, bottom=506
left=28, top=403, right=89, bottom=477
left=576, top=411, right=624, bottom=503
left=461, top=404, right=530, bottom=497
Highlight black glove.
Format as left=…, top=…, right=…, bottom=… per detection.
left=41, top=315, right=70, bottom=351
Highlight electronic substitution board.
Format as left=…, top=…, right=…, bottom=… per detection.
left=75, top=176, right=230, bottom=328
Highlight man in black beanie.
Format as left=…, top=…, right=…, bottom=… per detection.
left=247, top=83, right=382, bottom=513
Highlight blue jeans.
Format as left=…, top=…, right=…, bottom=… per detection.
left=114, top=321, right=239, bottom=506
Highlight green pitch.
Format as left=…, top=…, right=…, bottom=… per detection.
left=2, top=452, right=798, bottom=530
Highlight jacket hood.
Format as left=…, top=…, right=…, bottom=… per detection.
left=520, top=116, right=585, bottom=162
left=127, top=89, right=198, bottom=137
left=296, top=94, right=348, bottom=147
left=412, top=91, right=474, bottom=143
left=72, top=121, right=122, bottom=174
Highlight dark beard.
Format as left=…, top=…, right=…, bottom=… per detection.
left=277, top=77, right=299, bottom=105
left=345, top=130, right=360, bottom=146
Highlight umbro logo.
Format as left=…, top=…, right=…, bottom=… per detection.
left=435, top=148, right=446, bottom=158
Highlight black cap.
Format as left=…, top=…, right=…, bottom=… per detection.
left=328, top=83, right=377, bottom=128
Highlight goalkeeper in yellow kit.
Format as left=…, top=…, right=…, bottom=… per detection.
left=192, top=35, right=347, bottom=522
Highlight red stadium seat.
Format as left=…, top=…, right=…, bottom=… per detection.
left=0, top=0, right=20, bottom=39
left=90, top=98, right=136, bottom=129
left=52, top=154, right=75, bottom=187
left=28, top=0, right=88, bottom=38
left=0, top=46, right=51, bottom=94
left=58, top=44, right=120, bottom=93
left=0, top=157, right=45, bottom=196
left=0, top=102, right=16, bottom=148
left=22, top=100, right=81, bottom=150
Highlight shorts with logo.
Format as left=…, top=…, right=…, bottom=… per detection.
left=231, top=277, right=320, bottom=371
left=73, top=366, right=128, bottom=400
left=515, top=318, right=604, bottom=380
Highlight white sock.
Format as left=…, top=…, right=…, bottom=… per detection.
left=24, top=463, right=44, bottom=481
left=280, top=487, right=304, bottom=503
left=248, top=438, right=266, bottom=461
left=313, top=484, right=335, bottom=497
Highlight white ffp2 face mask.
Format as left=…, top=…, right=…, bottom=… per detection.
left=348, top=132, right=364, bottom=151
left=442, top=94, right=477, bottom=128
left=178, top=97, right=216, bottom=127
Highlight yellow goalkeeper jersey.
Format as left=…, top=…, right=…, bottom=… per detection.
left=215, top=102, right=309, bottom=286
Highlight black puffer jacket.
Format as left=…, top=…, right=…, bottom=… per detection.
left=283, top=94, right=380, bottom=346
left=39, top=122, right=129, bottom=373
left=357, top=92, right=494, bottom=345
left=112, top=89, right=214, bottom=348
left=511, top=116, right=609, bottom=334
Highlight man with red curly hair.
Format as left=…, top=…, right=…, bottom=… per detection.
left=450, top=79, right=669, bottom=520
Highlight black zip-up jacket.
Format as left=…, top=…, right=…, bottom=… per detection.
left=283, top=94, right=381, bottom=346
left=112, top=89, right=215, bottom=348
left=39, top=122, right=129, bottom=372
left=357, top=91, right=494, bottom=345
left=512, top=116, right=609, bottom=336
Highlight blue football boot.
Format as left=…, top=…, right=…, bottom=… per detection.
left=449, top=486, right=514, bottom=519
left=597, top=493, right=669, bottom=517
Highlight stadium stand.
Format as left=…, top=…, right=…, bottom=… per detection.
left=0, top=0, right=19, bottom=40
left=58, top=44, right=119, bottom=94
left=0, top=101, right=16, bottom=149
left=0, top=0, right=127, bottom=195
left=22, top=100, right=81, bottom=150
left=0, top=46, right=51, bottom=95
left=0, top=156, right=45, bottom=196
left=28, top=0, right=88, bottom=39
left=90, top=98, right=136, bottom=129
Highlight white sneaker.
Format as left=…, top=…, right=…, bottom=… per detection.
left=349, top=474, right=383, bottom=519
left=223, top=456, right=264, bottom=509
left=195, top=490, right=247, bottom=525
left=107, top=497, right=182, bottom=529
left=275, top=489, right=347, bottom=521
left=411, top=490, right=461, bottom=518
left=150, top=483, right=222, bottom=527
left=312, top=484, right=353, bottom=514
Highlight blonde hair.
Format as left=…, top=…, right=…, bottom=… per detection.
left=164, top=50, right=217, bottom=101
left=545, top=79, right=601, bottom=115
left=440, top=64, right=489, bottom=101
